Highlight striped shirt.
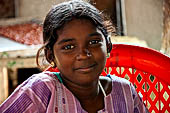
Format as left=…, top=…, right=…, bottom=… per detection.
left=0, top=71, right=146, bottom=113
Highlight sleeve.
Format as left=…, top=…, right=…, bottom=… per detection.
left=130, top=83, right=149, bottom=113
left=0, top=76, right=53, bottom=113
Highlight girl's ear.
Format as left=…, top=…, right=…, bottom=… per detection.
left=107, top=42, right=112, bottom=53
left=45, top=48, right=54, bottom=64
left=106, top=35, right=112, bottom=53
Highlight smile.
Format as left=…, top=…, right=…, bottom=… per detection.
left=74, top=63, right=97, bottom=73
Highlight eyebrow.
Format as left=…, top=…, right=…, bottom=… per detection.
left=57, top=38, right=75, bottom=45
left=57, top=32, right=102, bottom=45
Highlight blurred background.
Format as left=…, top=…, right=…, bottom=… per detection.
left=0, top=0, right=169, bottom=104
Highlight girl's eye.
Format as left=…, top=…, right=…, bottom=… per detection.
left=89, top=40, right=101, bottom=45
left=63, top=45, right=75, bottom=50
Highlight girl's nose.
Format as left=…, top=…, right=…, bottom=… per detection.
left=76, top=48, right=91, bottom=61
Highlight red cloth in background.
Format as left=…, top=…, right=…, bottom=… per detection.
left=0, top=23, right=43, bottom=45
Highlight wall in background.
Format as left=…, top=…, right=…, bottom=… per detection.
left=124, top=0, right=163, bottom=50
left=16, top=0, right=69, bottom=19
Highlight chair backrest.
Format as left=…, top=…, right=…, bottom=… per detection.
left=102, top=44, right=170, bottom=113
left=47, top=44, right=170, bottom=112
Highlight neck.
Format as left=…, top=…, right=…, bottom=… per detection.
left=62, top=77, right=100, bottom=102
left=61, top=76, right=108, bottom=113
left=63, top=78, right=105, bottom=113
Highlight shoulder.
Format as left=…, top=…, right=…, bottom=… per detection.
left=107, top=75, right=139, bottom=99
left=16, top=71, right=59, bottom=91
left=103, top=75, right=146, bottom=112
left=109, top=74, right=131, bottom=85
left=0, top=71, right=58, bottom=112
left=100, top=75, right=135, bottom=95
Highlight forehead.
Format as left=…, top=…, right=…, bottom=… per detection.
left=54, top=18, right=106, bottom=45
left=57, top=18, right=97, bottom=35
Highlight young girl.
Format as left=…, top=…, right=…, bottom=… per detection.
left=0, top=0, right=147, bottom=112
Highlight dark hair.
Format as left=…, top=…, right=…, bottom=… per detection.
left=36, top=0, right=112, bottom=68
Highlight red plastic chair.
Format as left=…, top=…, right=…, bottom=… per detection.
left=102, top=44, right=170, bottom=113
left=47, top=44, right=170, bottom=112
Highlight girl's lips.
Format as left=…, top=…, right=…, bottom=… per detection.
left=74, top=63, right=97, bottom=73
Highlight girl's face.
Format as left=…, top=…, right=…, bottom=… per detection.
left=53, top=19, right=107, bottom=86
